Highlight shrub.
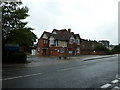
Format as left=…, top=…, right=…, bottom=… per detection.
left=111, top=45, right=120, bottom=54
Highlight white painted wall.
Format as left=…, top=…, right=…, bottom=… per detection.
left=52, top=31, right=57, bottom=34
left=70, top=35, right=75, bottom=40
left=49, top=36, right=55, bottom=47
left=58, top=41, right=67, bottom=47
left=42, top=34, right=48, bottom=39
left=31, top=49, right=36, bottom=55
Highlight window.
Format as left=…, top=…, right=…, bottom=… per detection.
left=50, top=40, right=55, bottom=46
left=44, top=40, right=48, bottom=44
left=92, top=45, right=94, bottom=47
left=77, top=39, right=80, bottom=45
left=73, top=39, right=76, bottom=43
left=68, top=51, right=72, bottom=54
left=38, top=48, right=40, bottom=52
left=44, top=40, right=46, bottom=44
left=77, top=47, right=80, bottom=53
left=50, top=40, right=54, bottom=44
left=69, top=39, right=72, bottom=44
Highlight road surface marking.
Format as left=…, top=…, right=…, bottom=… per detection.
left=57, top=67, right=74, bottom=71
left=100, top=83, right=111, bottom=88
left=113, top=86, right=120, bottom=89
left=2, top=73, right=42, bottom=81
left=111, top=79, right=119, bottom=84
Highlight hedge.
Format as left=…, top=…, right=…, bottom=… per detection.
left=9, top=53, right=27, bottom=63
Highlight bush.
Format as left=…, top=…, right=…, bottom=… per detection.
left=111, top=45, right=120, bottom=54
left=9, top=53, right=27, bottom=63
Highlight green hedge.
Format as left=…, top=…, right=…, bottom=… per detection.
left=9, top=53, right=27, bottom=63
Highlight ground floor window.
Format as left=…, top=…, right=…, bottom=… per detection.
left=68, top=51, right=72, bottom=54
left=77, top=47, right=80, bottom=53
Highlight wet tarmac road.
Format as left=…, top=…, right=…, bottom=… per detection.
left=2, top=55, right=119, bottom=88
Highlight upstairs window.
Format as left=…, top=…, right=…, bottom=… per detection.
left=92, top=45, right=94, bottom=47
left=50, top=40, right=54, bottom=44
left=69, top=39, right=73, bottom=44
left=50, top=40, right=56, bottom=46
left=44, top=40, right=48, bottom=44
left=69, top=39, right=75, bottom=44
left=78, top=40, right=80, bottom=45
left=73, top=39, right=76, bottom=43
left=76, top=39, right=80, bottom=45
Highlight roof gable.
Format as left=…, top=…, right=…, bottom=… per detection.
left=40, top=31, right=52, bottom=39
left=75, top=34, right=80, bottom=39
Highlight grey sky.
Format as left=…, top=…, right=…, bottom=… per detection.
left=22, top=0, right=119, bottom=45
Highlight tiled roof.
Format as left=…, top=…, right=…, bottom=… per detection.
left=40, top=29, right=81, bottom=41
left=51, top=29, right=72, bottom=41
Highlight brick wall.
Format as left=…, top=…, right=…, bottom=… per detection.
left=37, top=39, right=49, bottom=56
left=80, top=39, right=104, bottom=55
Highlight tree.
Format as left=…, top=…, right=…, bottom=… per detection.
left=111, top=45, right=120, bottom=54
left=2, top=1, right=37, bottom=52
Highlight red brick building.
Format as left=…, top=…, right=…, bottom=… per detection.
left=37, top=29, right=81, bottom=56
left=80, top=39, right=104, bottom=55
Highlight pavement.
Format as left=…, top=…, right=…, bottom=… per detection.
left=2, top=54, right=116, bottom=69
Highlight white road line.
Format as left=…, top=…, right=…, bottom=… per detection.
left=113, top=86, right=120, bottom=89
left=100, top=83, right=111, bottom=88
left=57, top=67, right=74, bottom=71
left=1, top=73, right=42, bottom=81
left=111, top=79, right=119, bottom=84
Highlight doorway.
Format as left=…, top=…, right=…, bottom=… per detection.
left=42, top=49, right=46, bottom=56
left=73, top=50, right=76, bottom=56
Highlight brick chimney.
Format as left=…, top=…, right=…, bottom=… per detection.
left=68, top=28, right=71, bottom=32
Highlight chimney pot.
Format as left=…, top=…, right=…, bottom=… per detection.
left=68, top=28, right=71, bottom=32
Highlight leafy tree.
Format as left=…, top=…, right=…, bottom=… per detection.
left=111, top=45, right=120, bottom=54
left=2, top=1, right=37, bottom=52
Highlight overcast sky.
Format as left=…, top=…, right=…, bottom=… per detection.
left=22, top=0, right=119, bottom=45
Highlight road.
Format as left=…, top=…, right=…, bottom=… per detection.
left=2, top=55, right=119, bottom=89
